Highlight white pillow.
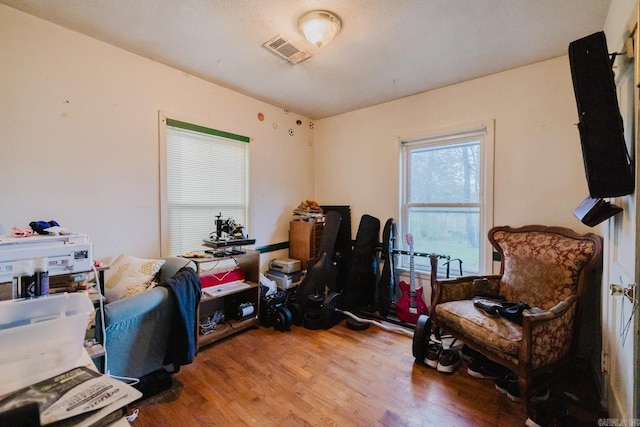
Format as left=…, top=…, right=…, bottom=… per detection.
left=104, top=254, right=165, bottom=302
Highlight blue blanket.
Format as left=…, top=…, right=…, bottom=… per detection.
left=160, top=267, right=201, bottom=366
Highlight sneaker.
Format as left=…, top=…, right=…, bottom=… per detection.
left=424, top=343, right=442, bottom=369
left=500, top=301, right=531, bottom=325
left=495, top=371, right=518, bottom=394
left=466, top=358, right=508, bottom=380
left=496, top=372, right=551, bottom=402
left=437, top=349, right=461, bottom=374
left=507, top=387, right=551, bottom=402
left=525, top=399, right=571, bottom=427
left=472, top=298, right=503, bottom=317
left=460, top=344, right=483, bottom=364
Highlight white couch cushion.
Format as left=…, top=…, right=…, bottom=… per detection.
left=104, top=254, right=165, bottom=302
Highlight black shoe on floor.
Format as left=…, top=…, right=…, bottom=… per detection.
left=495, top=372, right=549, bottom=402
left=460, top=344, right=483, bottom=364
left=525, top=398, right=572, bottom=427
left=467, top=358, right=508, bottom=380
left=495, top=371, right=518, bottom=394
left=424, top=343, right=442, bottom=369
left=437, top=349, right=461, bottom=374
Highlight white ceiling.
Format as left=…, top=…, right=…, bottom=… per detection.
left=2, top=0, right=612, bottom=120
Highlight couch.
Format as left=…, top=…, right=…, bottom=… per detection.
left=95, top=256, right=197, bottom=380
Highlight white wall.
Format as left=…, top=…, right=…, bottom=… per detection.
left=0, top=4, right=314, bottom=268
left=314, top=56, right=595, bottom=240
left=313, top=55, right=601, bottom=311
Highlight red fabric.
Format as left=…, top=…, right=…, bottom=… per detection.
left=200, top=268, right=245, bottom=288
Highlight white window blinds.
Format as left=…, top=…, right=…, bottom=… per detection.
left=164, top=118, right=249, bottom=256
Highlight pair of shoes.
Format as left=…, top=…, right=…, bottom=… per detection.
left=424, top=344, right=461, bottom=373
left=525, top=399, right=571, bottom=427
left=424, top=343, right=441, bottom=369
left=467, top=357, right=509, bottom=380
left=437, top=349, right=461, bottom=374
left=495, top=372, right=549, bottom=402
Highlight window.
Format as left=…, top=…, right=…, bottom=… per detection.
left=400, top=121, right=494, bottom=275
left=160, top=115, right=250, bottom=257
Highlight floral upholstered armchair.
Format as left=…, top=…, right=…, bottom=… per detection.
left=428, top=225, right=602, bottom=407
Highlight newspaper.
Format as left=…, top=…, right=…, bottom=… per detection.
left=0, top=366, right=141, bottom=426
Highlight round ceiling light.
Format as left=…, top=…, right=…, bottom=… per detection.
left=299, top=10, right=342, bottom=48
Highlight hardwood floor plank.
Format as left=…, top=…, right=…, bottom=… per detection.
left=130, top=320, right=600, bottom=426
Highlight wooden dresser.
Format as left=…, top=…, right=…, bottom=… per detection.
left=289, top=221, right=324, bottom=269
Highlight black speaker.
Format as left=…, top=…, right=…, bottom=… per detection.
left=569, top=31, right=634, bottom=198
left=574, top=196, right=622, bottom=227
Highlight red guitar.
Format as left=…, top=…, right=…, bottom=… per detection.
left=396, top=233, right=429, bottom=323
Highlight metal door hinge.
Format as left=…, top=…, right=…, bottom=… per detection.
left=601, top=352, right=609, bottom=373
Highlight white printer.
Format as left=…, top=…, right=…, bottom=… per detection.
left=0, top=233, right=93, bottom=285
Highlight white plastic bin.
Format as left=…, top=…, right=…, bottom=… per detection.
left=0, top=293, right=94, bottom=395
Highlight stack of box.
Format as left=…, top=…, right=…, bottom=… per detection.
left=265, top=258, right=303, bottom=290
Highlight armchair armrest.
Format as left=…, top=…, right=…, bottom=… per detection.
left=521, top=295, right=579, bottom=370
left=432, top=274, right=502, bottom=307
left=95, top=287, right=174, bottom=378
left=158, top=257, right=195, bottom=282
left=98, top=287, right=171, bottom=330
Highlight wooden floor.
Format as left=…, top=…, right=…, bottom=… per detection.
left=130, top=321, right=604, bottom=426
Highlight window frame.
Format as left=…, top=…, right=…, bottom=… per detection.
left=158, top=111, right=251, bottom=257
left=398, top=120, right=495, bottom=275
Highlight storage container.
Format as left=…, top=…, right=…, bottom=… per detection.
left=0, top=292, right=94, bottom=395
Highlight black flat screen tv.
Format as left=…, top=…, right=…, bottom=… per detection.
left=568, top=31, right=634, bottom=198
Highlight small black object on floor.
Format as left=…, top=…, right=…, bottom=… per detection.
left=346, top=316, right=370, bottom=330
left=133, top=369, right=174, bottom=401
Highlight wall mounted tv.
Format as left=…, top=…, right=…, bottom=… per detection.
left=568, top=31, right=634, bottom=199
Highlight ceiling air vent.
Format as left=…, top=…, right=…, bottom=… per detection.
left=263, top=34, right=311, bottom=64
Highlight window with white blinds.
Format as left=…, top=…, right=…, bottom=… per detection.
left=163, top=118, right=249, bottom=256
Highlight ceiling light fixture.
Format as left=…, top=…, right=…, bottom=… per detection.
left=299, top=10, right=342, bottom=48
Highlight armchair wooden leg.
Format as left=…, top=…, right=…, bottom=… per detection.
left=519, top=376, right=531, bottom=412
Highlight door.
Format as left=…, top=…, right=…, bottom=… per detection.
left=602, top=48, right=637, bottom=421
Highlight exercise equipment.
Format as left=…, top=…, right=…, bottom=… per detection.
left=320, top=291, right=413, bottom=336
left=412, top=314, right=432, bottom=360
left=260, top=287, right=293, bottom=332
left=273, top=306, right=293, bottom=331
left=321, top=291, right=345, bottom=328
left=288, top=301, right=304, bottom=326
left=302, top=293, right=325, bottom=330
